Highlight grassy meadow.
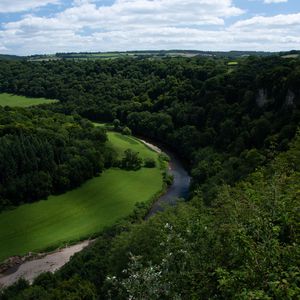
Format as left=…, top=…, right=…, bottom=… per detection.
left=228, top=61, right=238, bottom=66
left=0, top=131, right=163, bottom=262
left=0, top=93, right=58, bottom=107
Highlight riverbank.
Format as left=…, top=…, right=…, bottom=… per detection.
left=0, top=240, right=93, bottom=288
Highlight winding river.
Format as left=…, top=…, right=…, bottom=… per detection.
left=146, top=146, right=191, bottom=218
left=0, top=138, right=190, bottom=288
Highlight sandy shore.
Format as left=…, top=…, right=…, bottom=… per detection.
left=0, top=240, right=92, bottom=288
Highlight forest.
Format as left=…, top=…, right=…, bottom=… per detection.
left=0, top=55, right=299, bottom=299
left=0, top=107, right=111, bottom=211
left=1, top=56, right=299, bottom=200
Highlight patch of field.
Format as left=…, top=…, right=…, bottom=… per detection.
left=228, top=61, right=238, bottom=66
left=168, top=52, right=198, bottom=58
left=93, top=53, right=125, bottom=57
left=60, top=53, right=126, bottom=61
left=0, top=132, right=163, bottom=262
left=0, top=93, right=58, bottom=107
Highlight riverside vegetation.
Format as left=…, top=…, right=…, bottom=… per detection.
left=0, top=54, right=299, bottom=299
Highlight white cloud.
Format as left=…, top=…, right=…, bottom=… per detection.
left=232, top=13, right=300, bottom=28
left=227, top=13, right=300, bottom=49
left=0, top=43, right=7, bottom=51
left=0, top=0, right=299, bottom=54
left=58, top=0, right=244, bottom=29
left=0, top=0, right=244, bottom=54
left=264, top=0, right=288, bottom=3
left=0, top=0, right=60, bottom=13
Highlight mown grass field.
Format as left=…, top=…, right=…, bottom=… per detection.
left=0, top=131, right=163, bottom=262
left=228, top=61, right=238, bottom=66
left=0, top=93, right=58, bottom=107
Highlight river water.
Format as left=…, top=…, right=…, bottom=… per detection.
left=147, top=149, right=191, bottom=217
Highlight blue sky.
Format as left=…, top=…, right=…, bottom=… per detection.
left=0, top=0, right=299, bottom=55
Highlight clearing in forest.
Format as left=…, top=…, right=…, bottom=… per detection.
left=0, top=93, right=58, bottom=107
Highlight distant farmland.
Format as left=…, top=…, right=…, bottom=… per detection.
left=0, top=93, right=58, bottom=107
left=25, top=50, right=276, bottom=62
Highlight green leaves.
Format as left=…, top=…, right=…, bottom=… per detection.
left=120, top=149, right=143, bottom=171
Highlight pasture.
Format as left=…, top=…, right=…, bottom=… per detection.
left=0, top=93, right=58, bottom=107
left=0, top=131, right=163, bottom=262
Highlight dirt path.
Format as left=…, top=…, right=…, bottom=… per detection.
left=0, top=240, right=92, bottom=288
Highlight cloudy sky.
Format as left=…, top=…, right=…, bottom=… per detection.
left=0, top=0, right=299, bottom=55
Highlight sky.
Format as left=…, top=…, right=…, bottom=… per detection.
left=0, top=0, right=299, bottom=55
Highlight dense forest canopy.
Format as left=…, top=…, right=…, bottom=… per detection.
left=1, top=56, right=299, bottom=201
left=0, top=107, right=111, bottom=211
left=0, top=55, right=299, bottom=299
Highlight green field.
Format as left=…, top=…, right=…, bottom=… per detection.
left=0, top=93, right=58, bottom=107
left=0, top=131, right=163, bottom=262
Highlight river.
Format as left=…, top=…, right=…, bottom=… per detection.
left=0, top=138, right=190, bottom=288
left=146, top=149, right=191, bottom=218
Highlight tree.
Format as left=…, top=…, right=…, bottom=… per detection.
left=121, top=149, right=142, bottom=170
left=113, top=119, right=121, bottom=131
left=144, top=157, right=156, bottom=168
left=122, top=126, right=132, bottom=136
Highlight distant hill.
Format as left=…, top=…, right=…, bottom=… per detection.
left=3, top=50, right=300, bottom=62
left=54, top=50, right=276, bottom=59
left=27, top=50, right=277, bottom=61
left=279, top=50, right=300, bottom=59
left=0, top=54, right=24, bottom=61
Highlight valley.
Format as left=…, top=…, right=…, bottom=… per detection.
left=0, top=53, right=299, bottom=299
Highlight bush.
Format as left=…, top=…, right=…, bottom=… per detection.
left=144, top=158, right=156, bottom=168
left=159, top=153, right=170, bottom=162
left=113, top=119, right=121, bottom=131
left=121, top=149, right=142, bottom=170
left=163, top=172, right=174, bottom=186
left=122, top=127, right=132, bottom=136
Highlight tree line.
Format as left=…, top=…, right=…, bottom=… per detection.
left=0, top=107, right=112, bottom=211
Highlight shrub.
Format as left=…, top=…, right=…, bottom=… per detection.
left=121, top=149, right=142, bottom=170
left=122, top=127, right=132, bottom=136
left=144, top=158, right=156, bottom=168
